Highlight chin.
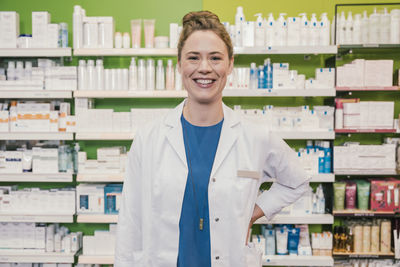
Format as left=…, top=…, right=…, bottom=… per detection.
left=187, top=89, right=223, bottom=105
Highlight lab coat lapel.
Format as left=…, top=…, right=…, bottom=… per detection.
left=210, top=103, right=240, bottom=178
left=164, top=101, right=187, bottom=167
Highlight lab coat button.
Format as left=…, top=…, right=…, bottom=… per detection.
left=212, top=178, right=216, bottom=182
left=215, top=256, right=220, bottom=260
left=215, top=218, right=219, bottom=222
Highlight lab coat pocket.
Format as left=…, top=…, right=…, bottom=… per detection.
left=244, top=243, right=262, bottom=267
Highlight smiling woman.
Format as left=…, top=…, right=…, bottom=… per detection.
left=115, top=10, right=310, bottom=267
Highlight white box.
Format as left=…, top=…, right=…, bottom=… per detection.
left=47, top=24, right=59, bottom=48
left=0, top=111, right=9, bottom=132
left=0, top=12, right=19, bottom=48
left=76, top=184, right=105, bottom=213
left=32, top=12, right=50, bottom=48
left=364, top=60, right=393, bottom=87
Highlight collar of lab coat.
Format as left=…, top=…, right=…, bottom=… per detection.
left=164, top=99, right=241, bottom=177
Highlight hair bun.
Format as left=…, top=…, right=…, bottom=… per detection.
left=182, top=11, right=220, bottom=26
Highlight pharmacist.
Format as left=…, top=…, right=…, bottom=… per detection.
left=115, top=11, right=310, bottom=267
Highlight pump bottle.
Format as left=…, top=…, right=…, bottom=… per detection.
left=235, top=6, right=245, bottom=47
left=338, top=11, right=346, bottom=45
left=361, top=11, right=369, bottom=44
left=344, top=12, right=353, bottom=44
left=353, top=14, right=362, bottom=45
left=156, top=59, right=165, bottom=90
left=276, top=13, right=287, bottom=46
left=86, top=60, right=95, bottom=90
left=73, top=5, right=84, bottom=49
left=369, top=8, right=380, bottom=44
left=265, top=13, right=275, bottom=46
left=254, top=13, right=265, bottom=47
left=146, top=59, right=155, bottom=90
left=380, top=8, right=390, bottom=44
left=319, top=13, right=330, bottom=46
left=309, top=13, right=319, bottom=46
left=165, top=59, right=175, bottom=90
left=137, top=59, right=146, bottom=90
left=95, top=59, right=104, bottom=90
left=249, top=63, right=257, bottom=89
left=299, top=13, right=309, bottom=46
left=129, top=57, right=138, bottom=90
left=287, top=16, right=300, bottom=46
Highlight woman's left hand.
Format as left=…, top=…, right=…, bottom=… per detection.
left=246, top=204, right=265, bottom=245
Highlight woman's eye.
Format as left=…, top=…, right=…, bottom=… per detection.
left=188, top=56, right=198, bottom=60
left=211, top=56, right=222, bottom=61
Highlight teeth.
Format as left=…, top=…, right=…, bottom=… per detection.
left=196, top=79, right=213, bottom=84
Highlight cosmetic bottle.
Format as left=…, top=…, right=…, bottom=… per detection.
left=344, top=12, right=353, bottom=44
left=122, top=69, right=128, bottom=90
left=175, top=65, right=182, bottom=90
left=353, top=14, right=362, bottom=44
left=319, top=13, right=330, bottom=45
left=86, top=59, right=95, bottom=90
left=390, top=9, right=400, bottom=44
left=299, top=13, right=309, bottom=46
left=15, top=61, right=24, bottom=80
left=309, top=13, right=319, bottom=46
left=234, top=6, right=245, bottom=47
left=254, top=13, right=265, bottom=47
left=249, top=63, right=257, bottom=89
left=95, top=59, right=104, bottom=90
left=338, top=11, right=346, bottom=45
left=276, top=13, right=287, bottom=46
left=165, top=59, right=175, bottom=90
left=25, top=61, right=32, bottom=80
left=78, top=60, right=87, bottom=90
left=369, top=8, right=380, bottom=44
left=287, top=16, right=300, bottom=46
left=146, top=59, right=155, bottom=90
left=361, top=11, right=369, bottom=44
left=380, top=8, right=390, bottom=44
left=265, top=13, right=275, bottom=46
left=156, top=59, right=165, bottom=90
left=73, top=5, right=83, bottom=49
left=257, top=65, right=265, bottom=89
left=129, top=57, right=138, bottom=90
left=138, top=59, right=146, bottom=90
left=122, top=32, right=130, bottom=48
left=114, top=32, right=122, bottom=49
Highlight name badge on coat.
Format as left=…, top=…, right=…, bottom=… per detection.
left=237, top=170, right=261, bottom=180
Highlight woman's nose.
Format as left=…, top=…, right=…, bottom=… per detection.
left=198, top=59, right=212, bottom=73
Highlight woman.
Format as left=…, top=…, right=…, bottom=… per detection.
left=115, top=11, right=310, bottom=267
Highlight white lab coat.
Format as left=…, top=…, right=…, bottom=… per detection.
left=115, top=100, right=310, bottom=267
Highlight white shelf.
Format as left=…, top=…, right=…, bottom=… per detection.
left=275, top=131, right=335, bottom=140
left=0, top=214, right=73, bottom=223
left=75, top=132, right=134, bottom=140
left=74, top=88, right=335, bottom=98
left=262, top=255, right=334, bottom=266
left=77, top=214, right=118, bottom=223
left=335, top=170, right=399, bottom=176
left=255, top=214, right=333, bottom=224
left=74, top=48, right=177, bottom=56
left=0, top=132, right=73, bottom=140
left=0, top=48, right=72, bottom=57
left=0, top=90, right=72, bottom=99
left=78, top=255, right=114, bottom=264
left=234, top=46, right=338, bottom=55
left=309, top=173, right=335, bottom=182
left=0, top=173, right=72, bottom=182
left=0, top=251, right=76, bottom=263
left=77, top=173, right=124, bottom=182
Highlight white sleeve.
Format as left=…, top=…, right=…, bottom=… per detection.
left=114, top=134, right=144, bottom=267
left=256, top=132, right=311, bottom=220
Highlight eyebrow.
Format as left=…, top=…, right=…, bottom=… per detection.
left=186, top=51, right=224, bottom=55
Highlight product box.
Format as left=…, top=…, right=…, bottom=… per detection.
left=0, top=12, right=19, bottom=48
left=32, top=11, right=50, bottom=48
left=370, top=179, right=400, bottom=212
left=47, top=24, right=59, bottom=48
left=364, top=60, right=393, bottom=87
left=104, top=184, right=122, bottom=214
left=0, top=111, right=9, bottom=132
left=76, top=184, right=105, bottom=214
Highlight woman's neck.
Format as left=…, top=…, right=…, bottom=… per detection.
left=183, top=99, right=224, bottom=126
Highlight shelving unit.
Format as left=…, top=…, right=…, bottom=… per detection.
left=78, top=255, right=114, bottom=265
left=0, top=132, right=73, bottom=140
left=333, top=210, right=396, bottom=217
left=0, top=90, right=73, bottom=99
left=262, top=255, right=334, bottom=266
left=77, top=173, right=124, bottom=182
left=334, top=170, right=399, bottom=176
left=75, top=132, right=134, bottom=140
left=74, top=88, right=336, bottom=98
left=335, top=129, right=397, bottom=133
left=0, top=251, right=76, bottom=263
left=266, top=173, right=335, bottom=183
left=0, top=214, right=74, bottom=223
left=255, top=214, right=334, bottom=224
left=336, top=86, right=399, bottom=91
left=0, top=173, right=73, bottom=182
left=77, top=214, right=118, bottom=223
left=234, top=46, right=338, bottom=55
left=0, top=48, right=72, bottom=57
left=74, top=48, right=177, bottom=56
left=333, top=251, right=395, bottom=258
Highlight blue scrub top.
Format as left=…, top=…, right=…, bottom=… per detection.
left=177, top=115, right=223, bottom=267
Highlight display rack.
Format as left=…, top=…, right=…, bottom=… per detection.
left=234, top=46, right=338, bottom=55
left=75, top=132, right=134, bottom=140
left=0, top=90, right=73, bottom=99
left=333, top=210, right=397, bottom=217
left=333, top=251, right=395, bottom=258
left=0, top=173, right=72, bottom=182
left=78, top=255, right=114, bottom=265
left=0, top=214, right=74, bottom=223
left=334, top=170, right=399, bottom=176
left=255, top=214, right=334, bottom=224
left=0, top=251, right=76, bottom=263
left=73, top=48, right=177, bottom=56
left=0, top=48, right=72, bottom=57
left=77, top=214, right=118, bottom=223
left=77, top=173, right=124, bottom=182
left=0, top=132, right=73, bottom=140
left=262, top=255, right=334, bottom=266
left=336, top=86, right=399, bottom=91
left=335, top=129, right=397, bottom=133
left=266, top=173, right=335, bottom=183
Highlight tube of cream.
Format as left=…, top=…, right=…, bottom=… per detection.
left=276, top=227, right=288, bottom=255
left=345, top=182, right=357, bottom=209
left=357, top=181, right=370, bottom=210
left=333, top=182, right=346, bottom=211
left=288, top=228, right=301, bottom=255
left=22, top=150, right=32, bottom=172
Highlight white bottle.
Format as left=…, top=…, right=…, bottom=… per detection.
left=316, top=184, right=325, bottom=214
left=95, top=59, right=104, bottom=90
left=122, top=69, right=129, bottom=90
left=338, top=11, right=346, bottom=45
left=319, top=13, right=330, bottom=46
left=6, top=61, right=16, bottom=81
left=137, top=59, right=146, bottom=90
left=78, top=60, right=87, bottom=90
left=380, top=8, right=390, bottom=44
left=146, top=59, right=155, bottom=90
left=276, top=13, right=287, bottom=46
left=265, top=13, right=275, bottom=46
left=165, top=59, right=175, bottom=90
left=390, top=9, right=400, bottom=44
left=122, top=32, right=130, bottom=48
left=361, top=11, right=369, bottom=44
left=249, top=62, right=257, bottom=89
left=299, top=13, right=309, bottom=46
left=287, top=16, right=300, bottom=46
left=235, top=6, right=245, bottom=47
left=175, top=66, right=182, bottom=91
left=15, top=61, right=24, bottom=80
left=114, top=32, right=122, bottom=49
left=111, top=69, right=117, bottom=90
left=331, top=15, right=336, bottom=45
left=129, top=57, right=138, bottom=91
left=369, top=8, right=380, bottom=44
left=116, top=69, right=123, bottom=90
left=345, top=12, right=353, bottom=44
left=309, top=13, right=319, bottom=46
left=24, top=61, right=32, bottom=80
left=86, top=60, right=95, bottom=90
left=104, top=69, right=111, bottom=90
left=353, top=14, right=362, bottom=45
left=73, top=5, right=83, bottom=49
left=156, top=59, right=165, bottom=90
left=254, top=13, right=265, bottom=47
left=242, top=21, right=255, bottom=47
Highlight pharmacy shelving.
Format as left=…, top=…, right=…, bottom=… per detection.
left=0, top=214, right=74, bottom=223
left=333, top=210, right=397, bottom=217
left=266, top=173, right=334, bottom=183
left=75, top=132, right=134, bottom=140
left=73, top=48, right=177, bottom=56
left=74, top=88, right=336, bottom=98
left=77, top=173, right=124, bottom=182
left=77, top=214, right=118, bottom=223
left=0, top=48, right=72, bottom=57
left=0, top=132, right=73, bottom=140
left=0, top=251, right=76, bottom=263
left=334, top=170, right=399, bottom=176
left=262, top=255, right=334, bottom=266
left=335, top=129, right=397, bottom=134
left=234, top=46, right=338, bottom=55
left=0, top=90, right=73, bottom=99
left=78, top=255, right=114, bottom=265
left=255, top=214, right=334, bottom=225
left=0, top=173, right=73, bottom=182
left=333, top=251, right=395, bottom=259
left=336, top=86, right=399, bottom=92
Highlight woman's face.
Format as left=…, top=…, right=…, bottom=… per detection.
left=178, top=30, right=233, bottom=105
